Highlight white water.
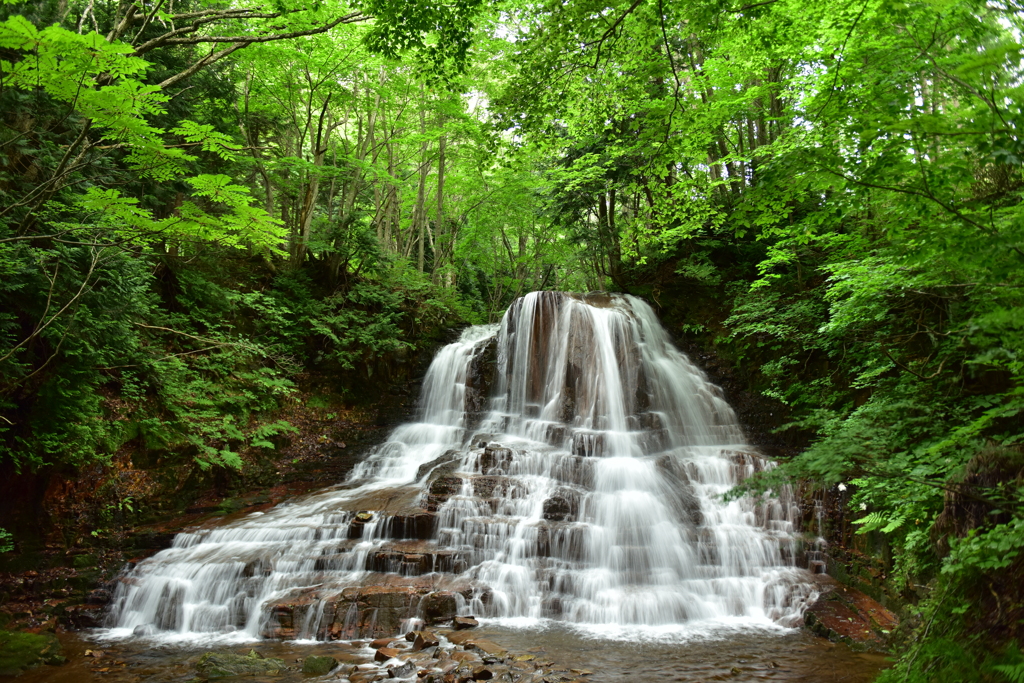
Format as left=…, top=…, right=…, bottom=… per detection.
left=104, top=292, right=816, bottom=643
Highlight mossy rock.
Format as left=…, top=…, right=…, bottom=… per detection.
left=71, top=553, right=98, bottom=569
left=0, top=630, right=66, bottom=676
left=195, top=649, right=287, bottom=679
left=69, top=570, right=101, bottom=592
left=301, top=655, right=337, bottom=675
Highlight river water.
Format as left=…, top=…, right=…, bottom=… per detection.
left=37, top=292, right=889, bottom=681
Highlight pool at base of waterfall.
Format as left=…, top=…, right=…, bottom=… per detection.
left=16, top=622, right=888, bottom=683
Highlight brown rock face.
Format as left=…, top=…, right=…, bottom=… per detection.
left=413, top=630, right=440, bottom=650
left=263, top=585, right=422, bottom=640
left=804, top=575, right=897, bottom=649
left=453, top=616, right=479, bottom=630
left=420, top=591, right=458, bottom=624
left=375, top=647, right=400, bottom=662
left=464, top=337, right=497, bottom=430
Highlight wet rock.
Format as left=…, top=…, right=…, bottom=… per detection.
left=388, top=661, right=417, bottom=678
left=86, top=588, right=112, bottom=605
left=472, top=665, right=494, bottom=680
left=450, top=650, right=482, bottom=664
left=132, top=530, right=176, bottom=553
left=480, top=445, right=513, bottom=474
left=427, top=476, right=464, bottom=512
left=195, top=650, right=286, bottom=679
left=465, top=338, right=497, bottom=430
left=242, top=558, right=273, bottom=577
left=262, top=583, right=428, bottom=640
left=132, top=623, right=157, bottom=636
left=569, top=432, right=604, bottom=458
left=420, top=591, right=457, bottom=624
left=453, top=616, right=478, bottom=630
left=446, top=631, right=477, bottom=647
left=302, top=655, right=338, bottom=674
left=0, top=630, right=66, bottom=675
left=465, top=640, right=506, bottom=657
left=63, top=604, right=103, bottom=629
left=803, top=575, right=897, bottom=650
left=348, top=511, right=375, bottom=539
left=413, top=630, right=440, bottom=650
left=471, top=476, right=502, bottom=499
left=416, top=450, right=461, bottom=481
left=387, top=512, right=436, bottom=540
left=375, top=647, right=401, bottom=662
left=372, top=637, right=401, bottom=649
left=541, top=491, right=578, bottom=522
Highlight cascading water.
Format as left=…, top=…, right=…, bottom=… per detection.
left=104, top=292, right=817, bottom=643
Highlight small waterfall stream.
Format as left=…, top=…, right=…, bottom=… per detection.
left=105, top=292, right=817, bottom=643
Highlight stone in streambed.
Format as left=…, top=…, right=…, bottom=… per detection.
left=388, top=660, right=416, bottom=678
left=302, top=655, right=338, bottom=675
left=465, top=640, right=506, bottom=657
left=453, top=616, right=478, bottom=630
left=195, top=650, right=286, bottom=679
left=412, top=630, right=439, bottom=651
left=371, top=637, right=401, bottom=649
left=451, top=651, right=482, bottom=664
left=445, top=630, right=476, bottom=646
left=375, top=647, right=401, bottom=662
left=132, top=623, right=157, bottom=636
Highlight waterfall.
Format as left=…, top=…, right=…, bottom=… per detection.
left=104, top=292, right=815, bottom=642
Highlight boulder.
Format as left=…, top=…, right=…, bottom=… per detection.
left=267, top=585, right=423, bottom=640
left=388, top=661, right=417, bottom=678
left=375, top=647, right=401, bottom=662
left=371, top=637, right=401, bottom=649
left=453, top=616, right=479, bottom=630
left=195, top=650, right=286, bottom=679
left=803, top=575, right=897, bottom=650
left=413, top=630, right=439, bottom=651
left=129, top=623, right=156, bottom=636
left=541, top=493, right=575, bottom=522
left=420, top=591, right=457, bottom=624
left=302, top=655, right=338, bottom=675
left=480, top=445, right=513, bottom=474
left=446, top=631, right=477, bottom=646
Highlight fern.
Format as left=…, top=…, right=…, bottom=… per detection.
left=995, top=664, right=1024, bottom=683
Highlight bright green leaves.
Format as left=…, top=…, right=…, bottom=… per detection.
left=171, top=122, right=239, bottom=161
left=0, top=13, right=38, bottom=49
left=360, top=0, right=485, bottom=79
left=182, top=175, right=287, bottom=253
left=0, top=20, right=153, bottom=116
left=0, top=14, right=285, bottom=250
left=76, top=180, right=286, bottom=254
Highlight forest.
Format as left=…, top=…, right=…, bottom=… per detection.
left=0, top=0, right=1022, bottom=680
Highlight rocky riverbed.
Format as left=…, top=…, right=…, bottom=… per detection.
left=4, top=615, right=892, bottom=683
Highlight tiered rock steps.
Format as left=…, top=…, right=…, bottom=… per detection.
left=260, top=577, right=479, bottom=640
left=218, top=438, right=800, bottom=642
